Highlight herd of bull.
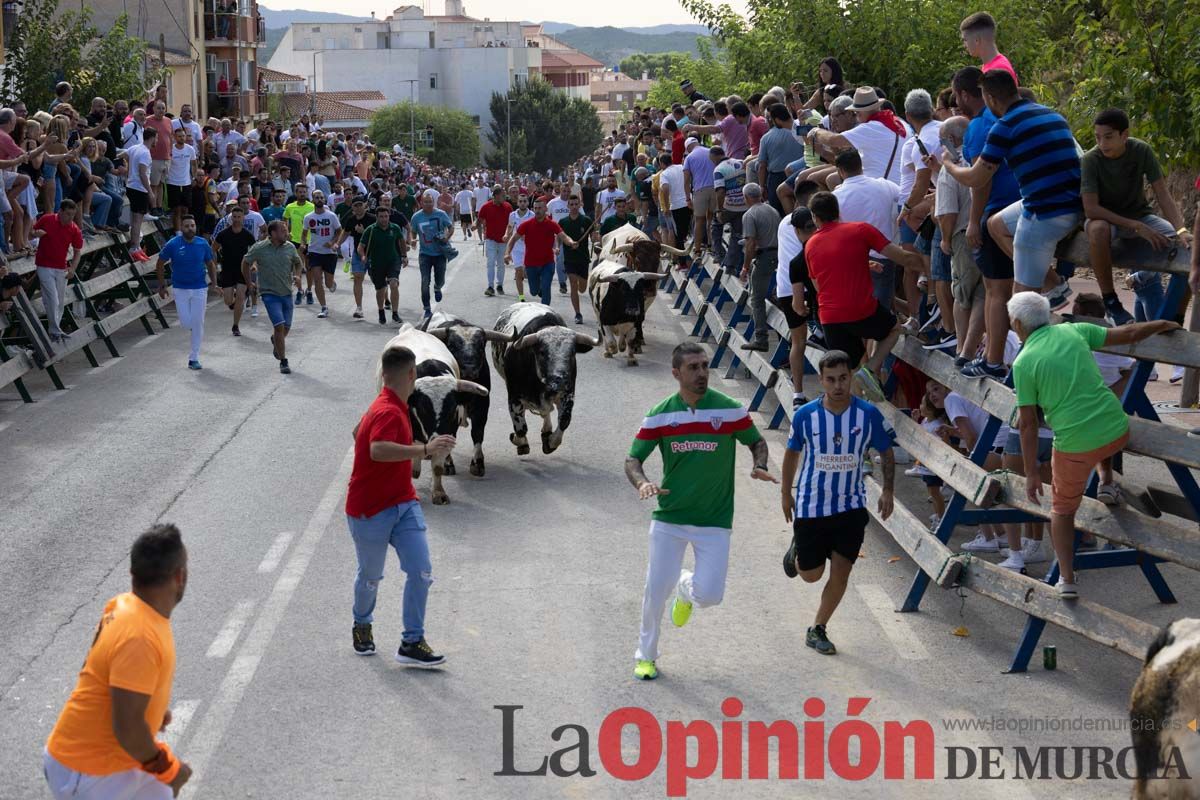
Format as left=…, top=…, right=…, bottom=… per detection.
left=374, top=224, right=689, bottom=504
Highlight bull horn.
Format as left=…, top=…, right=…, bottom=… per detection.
left=639, top=271, right=664, bottom=280
left=483, top=328, right=516, bottom=343
left=597, top=273, right=622, bottom=283
left=426, top=327, right=451, bottom=340
left=574, top=332, right=603, bottom=347
left=455, top=379, right=489, bottom=397
left=658, top=243, right=689, bottom=257
left=610, top=243, right=634, bottom=255
left=512, top=330, right=543, bottom=350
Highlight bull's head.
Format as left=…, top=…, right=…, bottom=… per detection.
left=610, top=240, right=687, bottom=273
left=408, top=376, right=489, bottom=441
left=426, top=325, right=512, bottom=380
left=599, top=270, right=662, bottom=317
left=511, top=328, right=601, bottom=396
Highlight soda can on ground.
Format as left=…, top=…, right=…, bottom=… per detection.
left=1044, top=645, right=1057, bottom=670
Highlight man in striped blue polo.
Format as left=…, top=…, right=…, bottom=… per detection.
left=780, top=349, right=896, bottom=655
left=934, top=69, right=1082, bottom=378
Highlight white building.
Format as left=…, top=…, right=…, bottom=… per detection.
left=266, top=1, right=601, bottom=148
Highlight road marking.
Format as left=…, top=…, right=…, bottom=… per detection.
left=256, top=531, right=294, bottom=574
left=181, top=447, right=353, bottom=798
left=88, top=357, right=123, bottom=374
left=204, top=599, right=256, bottom=659
left=161, top=699, right=199, bottom=750
left=855, top=583, right=931, bottom=660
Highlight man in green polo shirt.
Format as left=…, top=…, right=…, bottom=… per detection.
left=1008, top=291, right=1178, bottom=599
left=358, top=206, right=408, bottom=325
left=624, top=342, right=776, bottom=680
left=599, top=196, right=638, bottom=237
left=557, top=195, right=597, bottom=325
left=243, top=219, right=304, bottom=374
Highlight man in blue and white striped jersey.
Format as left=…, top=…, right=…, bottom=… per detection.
left=779, top=349, right=896, bottom=655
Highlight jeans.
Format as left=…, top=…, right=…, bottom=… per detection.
left=174, top=286, right=208, bottom=361
left=997, top=201, right=1083, bottom=288
left=347, top=500, right=431, bottom=642
left=765, top=170, right=786, bottom=215
left=871, top=258, right=896, bottom=311
left=89, top=190, right=112, bottom=229
left=37, top=267, right=68, bottom=336
left=721, top=211, right=744, bottom=272
left=525, top=263, right=554, bottom=305
left=1131, top=271, right=1165, bottom=322
left=485, top=239, right=506, bottom=288
left=554, top=245, right=567, bottom=285
left=748, top=248, right=777, bottom=343
left=418, top=253, right=447, bottom=311
left=710, top=212, right=727, bottom=261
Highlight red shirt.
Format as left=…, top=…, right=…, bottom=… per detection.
left=982, top=53, right=1018, bottom=84
left=478, top=200, right=513, bottom=242
left=516, top=216, right=562, bottom=267
left=671, top=131, right=685, bottom=165
left=0, top=129, right=22, bottom=160
left=34, top=213, right=84, bottom=270
left=803, top=221, right=892, bottom=325
left=748, top=115, right=770, bottom=156
left=345, top=388, right=418, bottom=518
left=145, top=116, right=173, bottom=161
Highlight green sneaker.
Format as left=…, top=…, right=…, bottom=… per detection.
left=671, top=595, right=693, bottom=627
left=634, top=659, right=658, bottom=680
left=806, top=624, right=837, bottom=655
left=855, top=367, right=885, bottom=402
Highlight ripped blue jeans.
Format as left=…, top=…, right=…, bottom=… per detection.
left=346, top=500, right=431, bottom=642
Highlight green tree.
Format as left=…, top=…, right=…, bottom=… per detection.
left=485, top=77, right=602, bottom=173
left=368, top=101, right=480, bottom=169
left=619, top=52, right=683, bottom=79
left=0, top=0, right=154, bottom=111
left=645, top=40, right=743, bottom=109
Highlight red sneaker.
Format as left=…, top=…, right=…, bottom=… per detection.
left=131, top=249, right=149, bottom=262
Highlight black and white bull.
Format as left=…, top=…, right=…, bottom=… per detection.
left=1129, top=618, right=1200, bottom=799
left=377, top=326, right=489, bottom=505
left=590, top=223, right=687, bottom=362
left=418, top=311, right=513, bottom=478
left=490, top=303, right=600, bottom=456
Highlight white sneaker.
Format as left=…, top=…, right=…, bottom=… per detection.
left=1171, top=365, right=1186, bottom=384
left=250, top=306, right=259, bottom=318
left=906, top=464, right=933, bottom=477
left=929, top=513, right=941, bottom=531
left=1021, top=538, right=1049, bottom=563
left=997, top=552, right=1025, bottom=571
left=961, top=533, right=1001, bottom=553
left=1056, top=579, right=1079, bottom=599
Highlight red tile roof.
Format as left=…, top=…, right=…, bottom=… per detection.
left=281, top=94, right=374, bottom=121
left=259, top=66, right=305, bottom=82
left=316, top=90, right=386, bottom=102
left=540, top=49, right=604, bottom=69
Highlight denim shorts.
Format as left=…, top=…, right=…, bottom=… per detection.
left=1004, top=431, right=1053, bottom=464
left=996, top=201, right=1082, bottom=288
left=262, top=293, right=294, bottom=328
left=1112, top=214, right=1176, bottom=244
left=351, top=252, right=367, bottom=274
left=930, top=228, right=952, bottom=282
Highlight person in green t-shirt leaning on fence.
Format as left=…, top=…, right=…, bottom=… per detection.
left=1007, top=291, right=1180, bottom=600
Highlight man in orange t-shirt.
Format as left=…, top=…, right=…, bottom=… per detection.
left=44, top=525, right=192, bottom=799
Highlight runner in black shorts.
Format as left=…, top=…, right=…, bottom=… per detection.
left=556, top=195, right=597, bottom=324
left=213, top=206, right=256, bottom=335
left=821, top=303, right=897, bottom=376
left=780, top=350, right=895, bottom=655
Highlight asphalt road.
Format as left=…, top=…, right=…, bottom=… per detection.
left=1, top=240, right=1192, bottom=799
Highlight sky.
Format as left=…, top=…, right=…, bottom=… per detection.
left=260, top=0, right=748, bottom=28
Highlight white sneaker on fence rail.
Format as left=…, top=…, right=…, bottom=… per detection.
left=960, top=533, right=1002, bottom=553
left=997, top=552, right=1025, bottom=572
left=1021, top=538, right=1050, bottom=563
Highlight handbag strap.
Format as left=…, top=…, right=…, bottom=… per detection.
left=884, top=131, right=901, bottom=182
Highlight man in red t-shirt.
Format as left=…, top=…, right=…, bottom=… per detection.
left=802, top=191, right=920, bottom=399
left=475, top=185, right=513, bottom=296
left=31, top=199, right=85, bottom=342
left=504, top=196, right=578, bottom=305
left=346, top=345, right=455, bottom=665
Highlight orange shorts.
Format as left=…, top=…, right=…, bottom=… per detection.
left=1049, top=431, right=1129, bottom=515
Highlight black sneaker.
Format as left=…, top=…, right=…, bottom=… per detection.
left=808, top=322, right=827, bottom=349
left=740, top=338, right=769, bottom=352
left=806, top=624, right=836, bottom=655
left=496, top=285, right=505, bottom=295
left=305, top=290, right=314, bottom=305
left=395, top=638, right=445, bottom=668
left=392, top=311, right=402, bottom=323
left=783, top=539, right=799, bottom=578
left=961, top=359, right=1007, bottom=380
left=574, top=313, right=583, bottom=325
left=922, top=331, right=958, bottom=351
left=434, top=287, right=443, bottom=302
left=559, top=282, right=568, bottom=294
left=385, top=300, right=392, bottom=310
left=953, top=355, right=969, bottom=369
left=352, top=623, right=376, bottom=656
left=279, top=359, right=291, bottom=375
left=484, top=286, right=495, bottom=297
left=353, top=309, right=364, bottom=319
left=379, top=309, right=387, bottom=325
left=1104, top=297, right=1134, bottom=326
left=792, top=394, right=808, bottom=409
left=231, top=325, right=240, bottom=337
left=294, top=289, right=304, bottom=304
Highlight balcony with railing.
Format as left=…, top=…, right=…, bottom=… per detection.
left=202, top=2, right=266, bottom=46
left=208, top=89, right=256, bottom=119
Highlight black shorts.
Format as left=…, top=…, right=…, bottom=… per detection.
left=217, top=267, right=246, bottom=289
left=307, top=252, right=337, bottom=273
left=459, top=213, right=472, bottom=224
left=368, top=262, right=401, bottom=291
left=565, top=260, right=589, bottom=278
left=793, top=507, right=869, bottom=571
left=976, top=213, right=1014, bottom=281
left=126, top=188, right=149, bottom=215
left=166, top=184, right=190, bottom=209
left=201, top=214, right=218, bottom=236
left=821, top=303, right=898, bottom=368
left=773, top=294, right=808, bottom=329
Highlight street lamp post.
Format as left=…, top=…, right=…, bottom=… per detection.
left=506, top=97, right=511, bottom=175
left=399, top=78, right=418, bottom=152
left=309, top=50, right=325, bottom=117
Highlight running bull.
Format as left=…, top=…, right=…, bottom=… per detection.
left=1129, top=618, right=1200, bottom=799
left=589, top=223, right=687, bottom=364
left=418, top=311, right=513, bottom=478
left=490, top=303, right=600, bottom=455
left=376, top=326, right=489, bottom=505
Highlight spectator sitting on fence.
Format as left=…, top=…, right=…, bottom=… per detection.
left=1007, top=291, right=1180, bottom=599
left=908, top=392, right=951, bottom=532
left=1080, top=107, right=1193, bottom=327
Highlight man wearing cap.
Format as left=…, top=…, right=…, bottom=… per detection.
left=680, top=79, right=708, bottom=104
left=683, top=137, right=716, bottom=261
left=807, top=86, right=910, bottom=186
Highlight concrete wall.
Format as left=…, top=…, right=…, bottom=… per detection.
left=87, top=0, right=198, bottom=57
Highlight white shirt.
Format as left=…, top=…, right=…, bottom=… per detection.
left=508, top=209, right=534, bottom=264
left=898, top=120, right=942, bottom=200
left=126, top=144, right=152, bottom=192
left=546, top=197, right=570, bottom=223
left=473, top=185, right=491, bottom=207
left=776, top=217, right=802, bottom=298
left=596, top=188, right=626, bottom=221
left=171, top=118, right=203, bottom=146
left=659, top=165, right=687, bottom=211
left=454, top=189, right=474, bottom=214
left=166, top=143, right=196, bottom=186
left=833, top=174, right=901, bottom=258
left=934, top=160, right=971, bottom=233
left=944, top=391, right=1007, bottom=448
left=212, top=130, right=246, bottom=155
left=120, top=120, right=144, bottom=149
left=841, top=120, right=910, bottom=184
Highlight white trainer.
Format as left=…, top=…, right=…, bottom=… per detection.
left=997, top=552, right=1025, bottom=571
left=1056, top=579, right=1079, bottom=599
left=961, top=533, right=1001, bottom=553
left=1021, top=538, right=1049, bottom=563
left=929, top=513, right=941, bottom=531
